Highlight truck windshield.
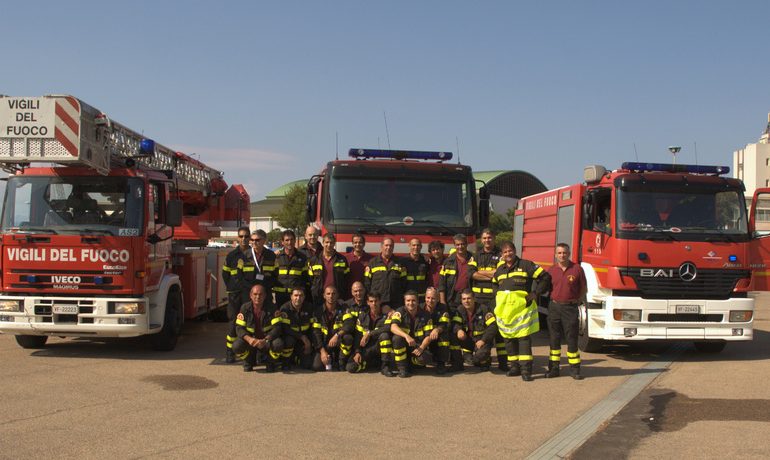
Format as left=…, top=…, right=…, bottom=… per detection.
left=1, top=176, right=144, bottom=236
left=616, top=187, right=748, bottom=240
left=326, top=177, right=474, bottom=231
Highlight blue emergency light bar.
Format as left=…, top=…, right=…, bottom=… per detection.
left=348, top=148, right=453, bottom=161
left=621, top=162, right=730, bottom=175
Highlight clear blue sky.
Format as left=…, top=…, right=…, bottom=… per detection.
left=3, top=1, right=769, bottom=200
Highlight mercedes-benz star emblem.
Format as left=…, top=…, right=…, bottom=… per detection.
left=679, top=262, right=697, bottom=282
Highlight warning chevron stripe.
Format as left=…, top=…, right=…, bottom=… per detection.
left=54, top=97, right=80, bottom=157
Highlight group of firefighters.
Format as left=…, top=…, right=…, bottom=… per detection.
left=221, top=226, right=586, bottom=381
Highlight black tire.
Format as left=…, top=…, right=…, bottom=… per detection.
left=151, top=290, right=183, bottom=351
left=577, top=305, right=603, bottom=353
left=693, top=341, right=726, bottom=353
left=15, top=335, right=48, bottom=349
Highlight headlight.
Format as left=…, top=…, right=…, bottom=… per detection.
left=613, top=309, right=641, bottom=321
left=0, top=300, right=21, bottom=312
left=729, top=310, right=752, bottom=322
left=112, top=302, right=145, bottom=314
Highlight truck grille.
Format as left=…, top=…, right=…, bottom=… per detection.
left=648, top=314, right=723, bottom=322
left=619, top=268, right=749, bottom=300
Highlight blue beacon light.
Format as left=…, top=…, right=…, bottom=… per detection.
left=348, top=149, right=453, bottom=161
left=621, top=162, right=729, bottom=175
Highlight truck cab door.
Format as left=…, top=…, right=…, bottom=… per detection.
left=748, top=188, right=770, bottom=290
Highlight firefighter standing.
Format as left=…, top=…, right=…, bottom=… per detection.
left=403, top=238, right=429, bottom=301
left=439, top=234, right=478, bottom=307
left=492, top=241, right=551, bottom=382
left=308, top=233, right=350, bottom=305
left=231, top=284, right=284, bottom=372
left=222, top=226, right=254, bottom=363
left=348, top=292, right=396, bottom=377
left=450, top=289, right=497, bottom=372
left=545, top=243, right=586, bottom=380
left=364, top=237, right=406, bottom=310
left=471, top=228, right=506, bottom=370
left=273, top=230, right=309, bottom=308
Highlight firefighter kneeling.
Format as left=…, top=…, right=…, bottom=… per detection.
left=347, top=292, right=396, bottom=377
left=232, top=285, right=284, bottom=372
left=312, top=286, right=356, bottom=371
left=279, top=288, right=316, bottom=371
left=450, top=289, right=497, bottom=371
left=390, top=290, right=436, bottom=378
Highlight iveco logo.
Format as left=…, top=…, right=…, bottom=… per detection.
left=679, top=262, right=697, bottom=282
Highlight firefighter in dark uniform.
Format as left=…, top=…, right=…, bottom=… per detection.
left=422, top=287, right=451, bottom=374
left=345, top=281, right=368, bottom=318
left=439, top=234, right=478, bottom=307
left=231, top=284, right=284, bottom=372
left=364, top=237, right=406, bottom=310
left=308, top=233, right=350, bottom=305
left=347, top=292, right=396, bottom=377
left=403, top=238, right=429, bottom=301
left=311, top=286, right=356, bottom=371
left=222, top=226, right=253, bottom=363
left=390, top=290, right=436, bottom=378
left=472, top=228, right=506, bottom=370
left=492, top=241, right=551, bottom=382
left=249, top=229, right=277, bottom=303
left=273, top=230, right=309, bottom=308
left=450, top=289, right=497, bottom=372
left=545, top=243, right=586, bottom=380
left=279, top=288, right=316, bottom=371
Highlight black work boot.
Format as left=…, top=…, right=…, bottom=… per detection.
left=243, top=354, right=255, bottom=372
left=449, top=350, right=464, bottom=372
left=225, top=348, right=236, bottom=364
left=381, top=364, right=396, bottom=377
left=498, top=360, right=510, bottom=372
left=571, top=364, right=584, bottom=380
left=435, top=361, right=447, bottom=375
left=397, top=364, right=411, bottom=378
left=507, top=362, right=521, bottom=377
left=521, top=362, right=533, bottom=382
left=265, top=362, right=278, bottom=373
left=545, top=362, right=560, bottom=378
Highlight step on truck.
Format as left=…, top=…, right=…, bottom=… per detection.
left=0, top=95, right=249, bottom=350
left=514, top=161, right=770, bottom=353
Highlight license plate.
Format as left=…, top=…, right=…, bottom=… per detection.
left=676, top=305, right=700, bottom=314
left=53, top=305, right=78, bottom=314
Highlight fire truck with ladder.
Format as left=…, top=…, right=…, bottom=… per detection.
left=514, top=161, right=770, bottom=353
left=0, top=95, right=249, bottom=351
left=305, top=148, right=490, bottom=254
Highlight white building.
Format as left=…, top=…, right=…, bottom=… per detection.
left=733, top=113, right=770, bottom=228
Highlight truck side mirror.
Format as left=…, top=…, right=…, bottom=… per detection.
left=582, top=193, right=594, bottom=230
left=306, top=176, right=320, bottom=224
left=165, top=199, right=183, bottom=227
left=478, top=186, right=490, bottom=228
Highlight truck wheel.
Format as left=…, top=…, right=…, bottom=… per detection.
left=578, top=305, right=603, bottom=353
left=693, top=341, right=726, bottom=353
left=15, top=335, right=48, bottom=349
left=151, top=290, right=183, bottom=351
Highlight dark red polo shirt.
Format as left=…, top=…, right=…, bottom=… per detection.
left=322, top=255, right=335, bottom=289
left=453, top=255, right=470, bottom=293
left=345, top=251, right=372, bottom=288
left=547, top=262, right=586, bottom=303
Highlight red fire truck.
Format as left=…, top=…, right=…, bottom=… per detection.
left=514, top=161, right=770, bottom=353
left=0, top=95, right=249, bottom=350
left=305, top=149, right=490, bottom=253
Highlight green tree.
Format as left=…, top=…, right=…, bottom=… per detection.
left=488, top=211, right=511, bottom=234
left=271, top=184, right=307, bottom=234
